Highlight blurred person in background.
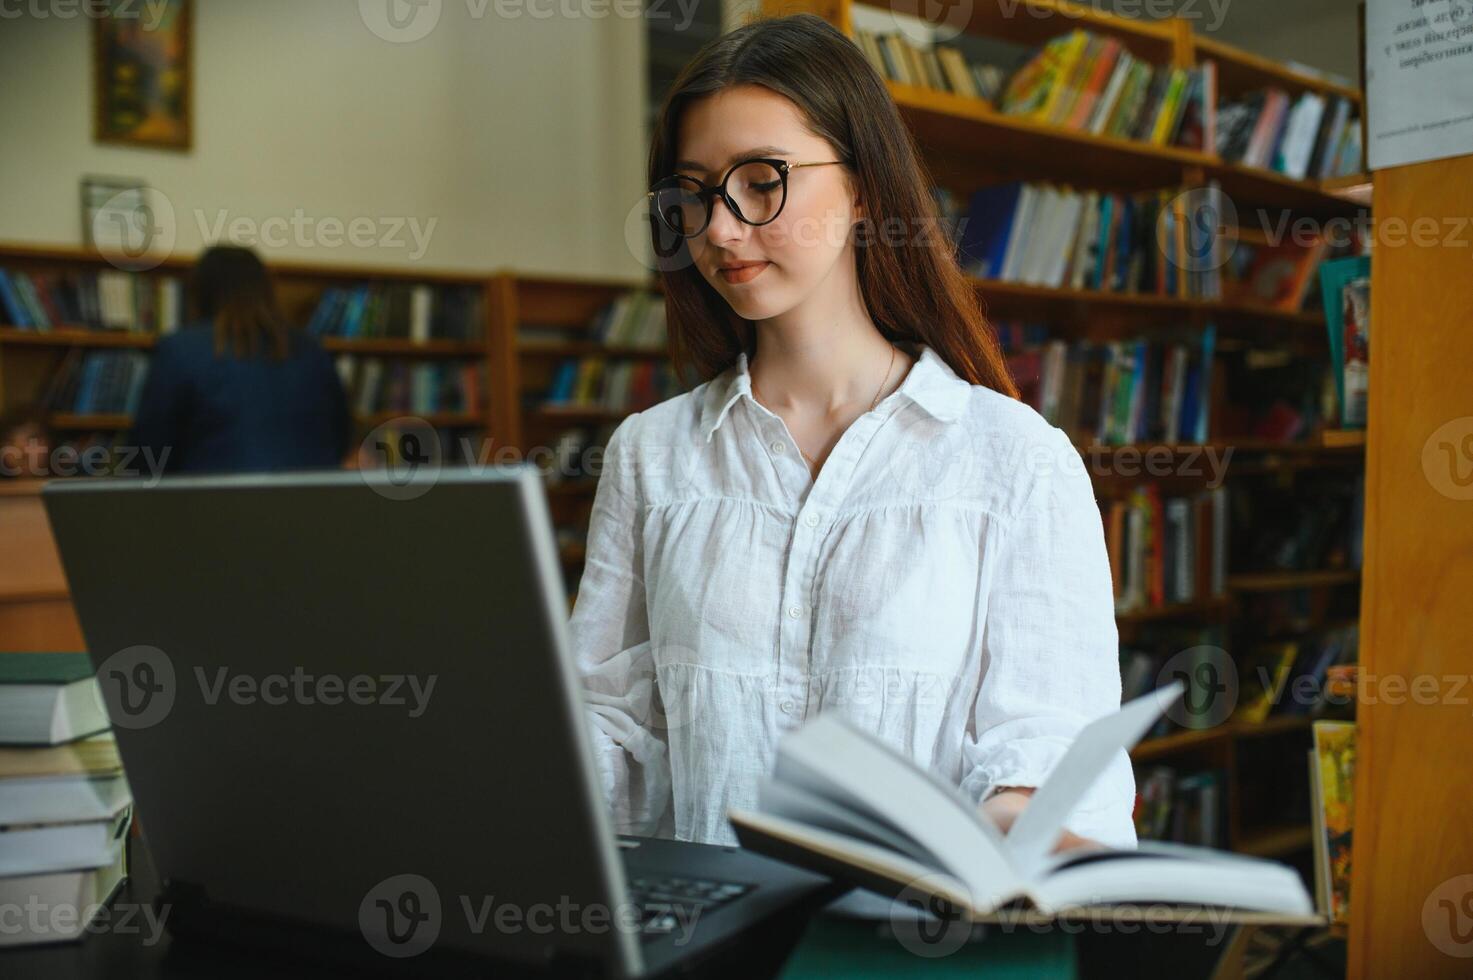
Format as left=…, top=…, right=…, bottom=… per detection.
left=130, top=245, right=351, bottom=474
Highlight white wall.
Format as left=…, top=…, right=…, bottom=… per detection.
left=0, top=0, right=648, bottom=277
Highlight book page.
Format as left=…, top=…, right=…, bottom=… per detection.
left=757, top=777, right=941, bottom=869
left=770, top=714, right=1021, bottom=906
left=1005, top=682, right=1184, bottom=877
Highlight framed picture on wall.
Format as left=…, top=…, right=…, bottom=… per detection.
left=93, top=0, right=192, bottom=150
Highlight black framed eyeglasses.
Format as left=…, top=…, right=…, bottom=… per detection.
left=647, top=158, right=845, bottom=239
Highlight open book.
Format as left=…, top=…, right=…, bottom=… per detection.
left=727, top=683, right=1315, bottom=919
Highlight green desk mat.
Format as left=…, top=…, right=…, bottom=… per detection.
left=778, top=915, right=1077, bottom=979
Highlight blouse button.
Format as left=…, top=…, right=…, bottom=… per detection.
left=779, top=700, right=795, bottom=715
left=788, top=604, right=803, bottom=619
left=803, top=512, right=820, bottom=528
left=770, top=440, right=786, bottom=454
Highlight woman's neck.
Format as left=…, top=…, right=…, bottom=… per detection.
left=748, top=284, right=901, bottom=420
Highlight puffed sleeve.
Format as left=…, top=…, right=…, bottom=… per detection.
left=568, top=412, right=673, bottom=836
left=959, top=426, right=1137, bottom=848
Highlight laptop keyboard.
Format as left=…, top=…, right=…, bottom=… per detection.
left=626, top=875, right=753, bottom=938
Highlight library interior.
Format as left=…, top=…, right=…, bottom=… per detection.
left=0, top=1, right=1468, bottom=978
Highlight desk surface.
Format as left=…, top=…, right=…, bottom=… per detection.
left=1, top=842, right=1253, bottom=980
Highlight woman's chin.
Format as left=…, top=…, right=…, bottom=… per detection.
left=712, top=273, right=788, bottom=319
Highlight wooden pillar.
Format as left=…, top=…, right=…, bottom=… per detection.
left=1347, top=152, right=1473, bottom=977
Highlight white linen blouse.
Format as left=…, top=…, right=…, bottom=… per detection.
left=568, top=342, right=1137, bottom=849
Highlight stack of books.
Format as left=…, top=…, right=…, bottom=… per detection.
left=998, top=30, right=1215, bottom=150
left=1105, top=485, right=1229, bottom=615
left=516, top=291, right=668, bottom=352
left=999, top=324, right=1217, bottom=447
left=1235, top=625, right=1360, bottom=724
left=335, top=356, right=484, bottom=417
left=850, top=28, right=1008, bottom=103
left=306, top=283, right=484, bottom=342
left=1224, top=235, right=1332, bottom=312
left=542, top=358, right=682, bottom=413
left=0, top=653, right=132, bottom=948
left=1134, top=765, right=1227, bottom=847
left=39, top=349, right=151, bottom=416
left=1319, top=255, right=1371, bottom=428
left=1310, top=720, right=1355, bottom=924
left=944, top=181, right=1226, bottom=300
left=588, top=292, right=667, bottom=350
left=0, top=268, right=184, bottom=334
left=1217, top=89, right=1363, bottom=179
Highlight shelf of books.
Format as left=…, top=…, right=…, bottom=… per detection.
left=483, top=272, right=686, bottom=596
left=763, top=0, right=1370, bottom=875
left=0, top=243, right=499, bottom=474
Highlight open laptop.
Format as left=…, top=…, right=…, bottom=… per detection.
left=43, top=467, right=839, bottom=978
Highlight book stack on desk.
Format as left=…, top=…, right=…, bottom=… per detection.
left=0, top=653, right=133, bottom=948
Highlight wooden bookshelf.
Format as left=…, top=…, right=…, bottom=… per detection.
left=481, top=271, right=681, bottom=581
left=0, top=243, right=499, bottom=441
left=1132, top=714, right=1314, bottom=762
left=0, top=327, right=156, bottom=349
left=1116, top=596, right=1233, bottom=626
left=846, top=0, right=1366, bottom=217
left=1237, top=823, right=1314, bottom=859
left=1191, top=34, right=1363, bottom=104
left=1225, top=569, right=1360, bottom=592
left=862, top=0, right=1181, bottom=60
left=972, top=277, right=1329, bottom=332
left=518, top=340, right=669, bottom=360
left=765, top=0, right=1369, bottom=871
left=47, top=413, right=132, bottom=431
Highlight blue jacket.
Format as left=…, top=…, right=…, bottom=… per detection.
left=129, top=324, right=351, bottom=474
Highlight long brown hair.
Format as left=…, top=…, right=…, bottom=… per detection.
left=647, top=13, right=1017, bottom=398
left=191, top=245, right=290, bottom=360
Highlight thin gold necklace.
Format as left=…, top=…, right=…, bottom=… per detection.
left=751, top=343, right=898, bottom=470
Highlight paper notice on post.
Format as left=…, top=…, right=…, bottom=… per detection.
left=1367, top=0, right=1473, bottom=169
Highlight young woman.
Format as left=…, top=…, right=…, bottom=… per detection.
left=571, top=14, right=1131, bottom=854
left=130, top=245, right=351, bottom=474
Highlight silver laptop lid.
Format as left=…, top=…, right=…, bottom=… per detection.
left=43, top=468, right=641, bottom=977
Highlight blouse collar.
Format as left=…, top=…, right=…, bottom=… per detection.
left=699, top=343, right=971, bottom=444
